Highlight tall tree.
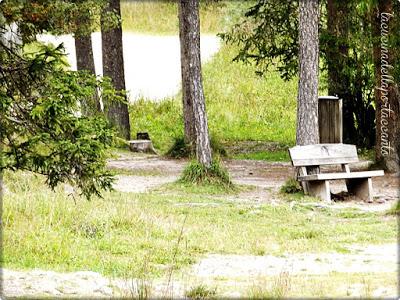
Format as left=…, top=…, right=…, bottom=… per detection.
left=178, top=0, right=212, bottom=167
left=74, top=16, right=101, bottom=115
left=178, top=0, right=196, bottom=149
left=296, top=0, right=319, bottom=146
left=101, top=0, right=131, bottom=140
left=372, top=0, right=400, bottom=172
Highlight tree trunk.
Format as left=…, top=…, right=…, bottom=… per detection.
left=326, top=0, right=356, bottom=144
left=178, top=0, right=212, bottom=167
left=74, top=32, right=101, bottom=115
left=101, top=0, right=131, bottom=140
left=178, top=0, right=196, bottom=149
left=296, top=0, right=320, bottom=146
left=373, top=1, right=400, bottom=172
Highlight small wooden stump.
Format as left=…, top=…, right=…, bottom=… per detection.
left=129, top=140, right=157, bottom=154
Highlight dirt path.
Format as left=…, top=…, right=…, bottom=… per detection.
left=108, top=153, right=399, bottom=211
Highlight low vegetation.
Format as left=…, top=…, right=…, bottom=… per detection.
left=3, top=171, right=396, bottom=280
left=179, top=160, right=232, bottom=188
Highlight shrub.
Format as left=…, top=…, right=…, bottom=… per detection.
left=280, top=178, right=302, bottom=194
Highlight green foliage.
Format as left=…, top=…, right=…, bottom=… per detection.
left=219, top=0, right=299, bottom=80
left=219, top=0, right=398, bottom=148
left=179, top=160, right=232, bottom=187
left=280, top=178, right=303, bottom=194
left=0, top=19, right=120, bottom=198
left=185, top=284, right=217, bottom=300
left=1, top=0, right=107, bottom=39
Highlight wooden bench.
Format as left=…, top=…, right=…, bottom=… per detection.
left=288, top=144, right=384, bottom=202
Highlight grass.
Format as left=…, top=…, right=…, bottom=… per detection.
left=129, top=43, right=299, bottom=154
left=234, top=150, right=290, bottom=162
left=120, top=1, right=249, bottom=35
left=3, top=171, right=397, bottom=280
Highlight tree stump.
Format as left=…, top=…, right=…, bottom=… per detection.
left=129, top=140, right=157, bottom=154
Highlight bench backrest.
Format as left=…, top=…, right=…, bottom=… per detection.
left=288, top=144, right=358, bottom=167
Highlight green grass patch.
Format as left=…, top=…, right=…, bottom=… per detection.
left=234, top=150, right=290, bottom=161
left=120, top=1, right=247, bottom=35
left=3, top=171, right=396, bottom=279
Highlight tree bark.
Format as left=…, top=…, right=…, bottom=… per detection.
left=74, top=32, right=101, bottom=115
left=373, top=0, right=400, bottom=172
left=296, top=0, right=320, bottom=146
left=178, top=0, right=212, bottom=167
left=178, top=0, right=196, bottom=149
left=101, top=0, right=131, bottom=140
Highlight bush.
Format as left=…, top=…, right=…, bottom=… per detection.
left=280, top=178, right=302, bottom=194
left=179, top=159, right=232, bottom=187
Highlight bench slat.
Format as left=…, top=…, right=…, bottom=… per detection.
left=298, top=170, right=384, bottom=181
left=289, top=144, right=358, bottom=166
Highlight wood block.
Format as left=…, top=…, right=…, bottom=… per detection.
left=307, top=180, right=331, bottom=202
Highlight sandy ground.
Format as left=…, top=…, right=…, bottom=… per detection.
left=38, top=33, right=220, bottom=101
left=3, top=243, right=398, bottom=298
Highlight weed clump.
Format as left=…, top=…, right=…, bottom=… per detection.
left=179, top=159, right=232, bottom=187
left=185, top=284, right=217, bottom=300
left=280, top=177, right=303, bottom=194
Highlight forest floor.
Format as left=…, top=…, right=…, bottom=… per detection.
left=3, top=151, right=398, bottom=298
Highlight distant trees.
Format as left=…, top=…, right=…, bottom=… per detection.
left=101, top=0, right=131, bottom=140
left=178, top=0, right=212, bottom=167
left=296, top=0, right=319, bottom=146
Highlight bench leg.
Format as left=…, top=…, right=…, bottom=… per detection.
left=307, top=180, right=331, bottom=202
left=346, top=177, right=373, bottom=202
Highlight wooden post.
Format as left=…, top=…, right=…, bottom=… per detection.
left=318, top=96, right=343, bottom=143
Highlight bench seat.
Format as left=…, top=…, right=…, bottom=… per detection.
left=298, top=170, right=384, bottom=181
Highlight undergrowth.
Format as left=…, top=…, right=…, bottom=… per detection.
left=179, top=159, right=232, bottom=188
